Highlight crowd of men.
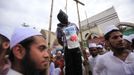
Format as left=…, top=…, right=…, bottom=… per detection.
left=0, top=9, right=134, bottom=75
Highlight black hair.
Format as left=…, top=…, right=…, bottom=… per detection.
left=132, top=38, right=134, bottom=45
left=0, top=34, right=10, bottom=54
left=132, top=38, right=134, bottom=49
left=104, top=29, right=120, bottom=40
left=9, top=36, right=35, bottom=63
left=0, top=34, right=9, bottom=45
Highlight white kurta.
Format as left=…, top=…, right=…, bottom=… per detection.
left=88, top=55, right=100, bottom=72
left=7, top=68, right=22, bottom=75
left=93, top=51, right=134, bottom=75
left=50, top=62, right=55, bottom=75
left=55, top=68, right=61, bottom=75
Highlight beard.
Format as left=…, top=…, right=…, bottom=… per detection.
left=22, top=51, right=46, bottom=75
left=110, top=43, right=126, bottom=55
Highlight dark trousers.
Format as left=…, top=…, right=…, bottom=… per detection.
left=64, top=47, right=82, bottom=75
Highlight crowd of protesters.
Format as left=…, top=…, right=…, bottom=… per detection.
left=0, top=9, right=134, bottom=75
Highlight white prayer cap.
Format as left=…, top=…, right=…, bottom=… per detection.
left=88, top=43, right=97, bottom=48
left=0, top=26, right=12, bottom=40
left=10, top=27, right=42, bottom=49
left=85, top=49, right=89, bottom=53
left=57, top=50, right=62, bottom=54
left=123, top=35, right=131, bottom=43
left=97, top=45, right=103, bottom=48
left=129, top=34, right=134, bottom=42
left=103, top=25, right=119, bottom=35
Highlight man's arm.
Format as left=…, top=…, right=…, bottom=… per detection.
left=56, top=27, right=64, bottom=46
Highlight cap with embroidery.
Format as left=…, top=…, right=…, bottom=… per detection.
left=103, top=25, right=119, bottom=35
left=10, top=27, right=42, bottom=49
left=88, top=43, right=97, bottom=48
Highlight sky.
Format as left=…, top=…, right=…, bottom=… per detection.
left=0, top=0, right=134, bottom=32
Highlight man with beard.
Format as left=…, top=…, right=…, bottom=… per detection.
left=7, top=28, right=50, bottom=75
left=56, top=10, right=82, bottom=75
left=93, top=25, right=134, bottom=75
left=0, top=27, right=11, bottom=75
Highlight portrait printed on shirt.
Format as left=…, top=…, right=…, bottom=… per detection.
left=63, top=25, right=80, bottom=49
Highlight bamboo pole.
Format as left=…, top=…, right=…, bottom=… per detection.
left=48, top=0, right=54, bottom=48
left=65, top=0, right=68, bottom=13
left=85, top=10, right=92, bottom=34
left=74, top=0, right=85, bottom=49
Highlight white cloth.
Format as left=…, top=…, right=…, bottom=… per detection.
left=125, top=52, right=134, bottom=74
left=7, top=68, right=23, bottom=75
left=54, top=68, right=61, bottom=75
left=93, top=51, right=134, bottom=75
left=50, top=62, right=55, bottom=75
left=88, top=55, right=100, bottom=72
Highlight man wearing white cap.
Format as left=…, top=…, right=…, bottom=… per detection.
left=96, top=44, right=105, bottom=55
left=88, top=43, right=99, bottom=75
left=0, top=26, right=12, bottom=75
left=93, top=25, right=134, bottom=75
left=7, top=27, right=50, bottom=75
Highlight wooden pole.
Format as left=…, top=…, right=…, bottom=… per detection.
left=48, top=0, right=54, bottom=48
left=85, top=10, right=91, bottom=33
left=74, top=0, right=85, bottom=49
left=65, top=0, right=68, bottom=13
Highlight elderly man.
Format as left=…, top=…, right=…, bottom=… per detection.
left=93, top=25, right=134, bottom=75
left=7, top=28, right=50, bottom=75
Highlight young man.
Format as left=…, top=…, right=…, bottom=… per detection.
left=7, top=28, right=50, bottom=75
left=0, top=27, right=11, bottom=75
left=93, top=25, right=134, bottom=75
left=56, top=10, right=82, bottom=75
left=96, top=44, right=105, bottom=55
left=88, top=43, right=99, bottom=75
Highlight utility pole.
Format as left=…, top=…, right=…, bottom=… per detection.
left=73, top=2, right=90, bottom=75
left=65, top=0, right=68, bottom=13
left=85, top=10, right=91, bottom=34
left=48, top=0, right=54, bottom=48
left=73, top=0, right=85, bottom=48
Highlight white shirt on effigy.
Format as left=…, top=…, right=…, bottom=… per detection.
left=93, top=51, right=134, bottom=75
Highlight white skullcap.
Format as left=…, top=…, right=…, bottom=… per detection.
left=88, top=43, right=97, bottom=48
left=129, top=34, right=134, bottom=42
left=97, top=45, right=103, bottom=48
left=85, top=49, right=89, bottom=53
left=10, top=27, right=42, bottom=49
left=123, top=35, right=131, bottom=43
left=0, top=26, right=13, bottom=40
left=57, top=50, right=62, bottom=54
left=103, top=25, right=119, bottom=35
